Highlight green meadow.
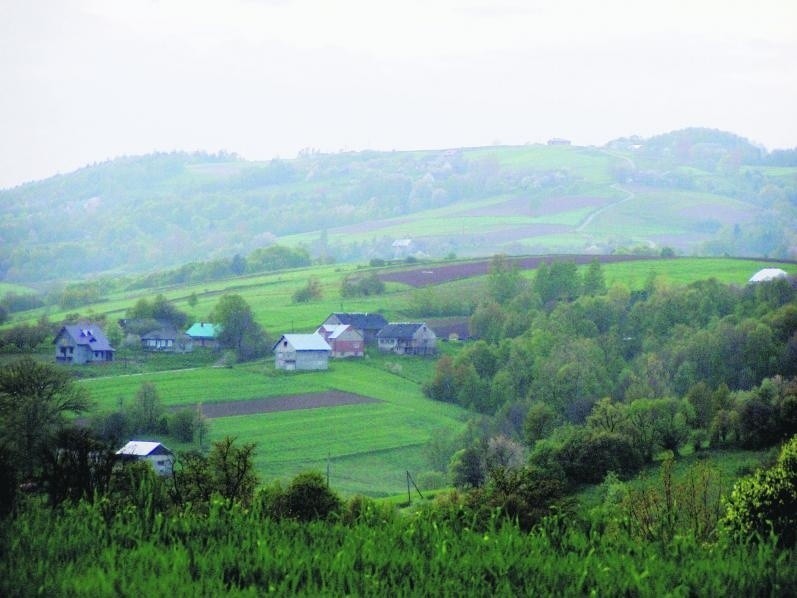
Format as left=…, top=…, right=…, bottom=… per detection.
left=80, top=354, right=466, bottom=497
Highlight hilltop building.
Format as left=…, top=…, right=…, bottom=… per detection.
left=748, top=268, right=788, bottom=283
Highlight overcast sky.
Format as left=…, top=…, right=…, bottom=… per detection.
left=1, top=0, right=795, bottom=189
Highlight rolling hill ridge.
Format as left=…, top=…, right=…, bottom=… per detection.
left=1, top=127, right=795, bottom=283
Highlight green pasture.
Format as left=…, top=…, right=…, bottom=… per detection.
left=463, top=145, right=615, bottom=183
left=283, top=191, right=615, bottom=248
left=599, top=257, right=797, bottom=289
left=10, top=262, right=415, bottom=333
left=0, top=282, right=38, bottom=296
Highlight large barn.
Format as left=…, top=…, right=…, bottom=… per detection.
left=273, top=334, right=332, bottom=371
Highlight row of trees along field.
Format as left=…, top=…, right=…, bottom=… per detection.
left=421, top=257, right=796, bottom=488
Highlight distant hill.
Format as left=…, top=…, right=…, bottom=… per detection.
left=1, top=129, right=795, bottom=283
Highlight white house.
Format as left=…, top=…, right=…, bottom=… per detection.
left=116, top=440, right=175, bottom=476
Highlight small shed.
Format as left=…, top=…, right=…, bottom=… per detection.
left=316, top=324, right=365, bottom=358
left=377, top=322, right=437, bottom=356
left=116, top=440, right=174, bottom=476
left=273, top=334, right=332, bottom=371
left=186, top=322, right=220, bottom=348
left=54, top=323, right=115, bottom=364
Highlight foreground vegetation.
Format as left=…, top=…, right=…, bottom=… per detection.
left=2, top=498, right=793, bottom=596
left=1, top=435, right=795, bottom=596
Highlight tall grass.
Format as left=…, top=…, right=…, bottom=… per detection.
left=2, top=499, right=793, bottom=596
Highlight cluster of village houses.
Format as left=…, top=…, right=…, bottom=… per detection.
left=52, top=313, right=438, bottom=475
left=53, top=312, right=438, bottom=371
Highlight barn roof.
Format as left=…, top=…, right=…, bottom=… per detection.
left=328, top=312, right=387, bottom=330
left=116, top=441, right=173, bottom=457
left=54, top=322, right=115, bottom=352
left=274, top=333, right=331, bottom=352
left=748, top=268, right=788, bottom=283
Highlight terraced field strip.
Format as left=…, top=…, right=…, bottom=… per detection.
left=378, top=254, right=658, bottom=287
left=198, top=391, right=379, bottom=418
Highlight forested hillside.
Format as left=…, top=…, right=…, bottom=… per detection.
left=2, top=128, right=795, bottom=282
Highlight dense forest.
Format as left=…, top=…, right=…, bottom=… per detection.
left=2, top=127, right=796, bottom=283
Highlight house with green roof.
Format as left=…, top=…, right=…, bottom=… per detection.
left=185, top=322, right=220, bottom=348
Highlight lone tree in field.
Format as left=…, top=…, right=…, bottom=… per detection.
left=0, top=357, right=91, bottom=477
left=210, top=294, right=270, bottom=362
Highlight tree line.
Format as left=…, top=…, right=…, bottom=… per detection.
left=421, top=258, right=796, bottom=493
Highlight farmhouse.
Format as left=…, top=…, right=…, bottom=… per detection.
left=377, top=322, right=437, bottom=356
left=273, top=334, right=332, bottom=371
left=116, top=440, right=174, bottom=476
left=141, top=327, right=193, bottom=353
left=316, top=324, right=364, bottom=358
left=322, top=312, right=388, bottom=346
left=186, top=322, right=220, bottom=348
left=54, top=323, right=115, bottom=364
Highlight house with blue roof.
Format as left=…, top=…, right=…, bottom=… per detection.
left=54, top=322, right=115, bottom=364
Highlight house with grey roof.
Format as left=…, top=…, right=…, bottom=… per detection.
left=273, top=333, right=332, bottom=371
left=322, top=312, right=388, bottom=345
left=54, top=322, right=115, bottom=364
left=141, top=327, right=193, bottom=353
left=377, top=322, right=437, bottom=356
left=116, top=440, right=174, bottom=476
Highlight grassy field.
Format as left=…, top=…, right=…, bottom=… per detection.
left=0, top=282, right=38, bottom=295
left=79, top=354, right=466, bottom=497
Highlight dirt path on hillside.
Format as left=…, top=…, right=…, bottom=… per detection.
left=576, top=184, right=636, bottom=232
left=195, top=391, right=380, bottom=418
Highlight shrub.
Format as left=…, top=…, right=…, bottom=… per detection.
left=259, top=471, right=341, bottom=522
left=723, top=435, right=797, bottom=546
